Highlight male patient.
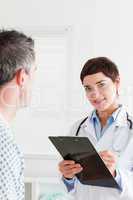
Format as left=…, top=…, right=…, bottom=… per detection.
left=0, top=30, right=36, bottom=199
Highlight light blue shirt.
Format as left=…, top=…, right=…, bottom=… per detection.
left=63, top=107, right=123, bottom=192
left=90, top=107, right=121, bottom=141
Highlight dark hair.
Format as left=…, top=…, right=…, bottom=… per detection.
left=80, top=57, right=119, bottom=83
left=0, top=29, right=35, bottom=85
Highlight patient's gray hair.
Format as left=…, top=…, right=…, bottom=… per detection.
left=0, top=29, right=35, bottom=85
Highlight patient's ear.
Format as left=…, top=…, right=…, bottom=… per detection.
left=15, top=68, right=28, bottom=87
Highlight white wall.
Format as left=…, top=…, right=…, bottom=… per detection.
left=1, top=0, right=133, bottom=177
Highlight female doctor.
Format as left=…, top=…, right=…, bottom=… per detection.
left=58, top=57, right=133, bottom=200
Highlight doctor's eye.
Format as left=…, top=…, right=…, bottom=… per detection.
left=84, top=86, right=93, bottom=92
left=97, top=82, right=106, bottom=88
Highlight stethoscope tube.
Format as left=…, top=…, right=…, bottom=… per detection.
left=126, top=112, right=133, bottom=129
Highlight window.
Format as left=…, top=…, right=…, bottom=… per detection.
left=13, top=28, right=72, bottom=155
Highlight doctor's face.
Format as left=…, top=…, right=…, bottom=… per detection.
left=82, top=72, right=120, bottom=112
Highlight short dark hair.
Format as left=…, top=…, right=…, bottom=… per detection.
left=0, top=29, right=35, bottom=85
left=80, top=57, right=119, bottom=83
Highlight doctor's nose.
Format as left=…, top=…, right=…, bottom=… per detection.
left=88, top=88, right=101, bottom=99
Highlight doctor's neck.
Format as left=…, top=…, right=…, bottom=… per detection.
left=96, top=102, right=120, bottom=127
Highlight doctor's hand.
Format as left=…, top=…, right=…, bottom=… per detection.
left=99, top=150, right=117, bottom=178
left=59, top=160, right=83, bottom=179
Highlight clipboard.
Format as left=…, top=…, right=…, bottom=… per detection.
left=49, top=136, right=120, bottom=189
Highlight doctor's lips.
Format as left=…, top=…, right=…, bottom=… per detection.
left=92, top=98, right=106, bottom=105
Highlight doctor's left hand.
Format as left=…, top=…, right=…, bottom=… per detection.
left=99, top=150, right=117, bottom=178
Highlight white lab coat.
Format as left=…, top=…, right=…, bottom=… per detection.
left=63, top=107, right=133, bottom=200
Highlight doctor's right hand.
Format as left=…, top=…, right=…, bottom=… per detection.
left=59, top=160, right=83, bottom=179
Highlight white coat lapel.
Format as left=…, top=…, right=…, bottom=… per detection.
left=80, top=112, right=98, bottom=145
left=96, top=107, right=129, bottom=153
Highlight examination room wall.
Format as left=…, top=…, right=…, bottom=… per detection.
left=0, top=0, right=133, bottom=198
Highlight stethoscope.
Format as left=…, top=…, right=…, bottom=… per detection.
left=75, top=112, right=133, bottom=136
left=75, top=112, right=133, bottom=155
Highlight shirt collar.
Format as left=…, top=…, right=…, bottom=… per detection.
left=81, top=105, right=129, bottom=129
left=90, top=105, right=123, bottom=124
